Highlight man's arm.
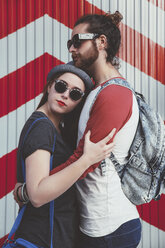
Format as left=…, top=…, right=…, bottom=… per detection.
left=50, top=84, right=133, bottom=178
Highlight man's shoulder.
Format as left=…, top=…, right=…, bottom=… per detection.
left=96, top=80, right=132, bottom=102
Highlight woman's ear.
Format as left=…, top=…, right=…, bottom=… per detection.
left=47, top=86, right=50, bottom=94
left=47, top=81, right=53, bottom=94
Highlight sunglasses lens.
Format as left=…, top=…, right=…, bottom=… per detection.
left=67, top=34, right=82, bottom=50
left=73, top=35, right=81, bottom=48
left=70, top=89, right=84, bottom=101
left=55, top=80, right=67, bottom=93
left=67, top=40, right=72, bottom=50
left=74, top=41, right=82, bottom=48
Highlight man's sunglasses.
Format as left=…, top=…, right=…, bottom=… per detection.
left=67, top=33, right=99, bottom=50
left=54, top=79, right=85, bottom=101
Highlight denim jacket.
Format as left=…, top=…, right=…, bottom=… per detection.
left=92, top=78, right=165, bottom=205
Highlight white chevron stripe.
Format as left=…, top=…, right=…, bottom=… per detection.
left=0, top=191, right=19, bottom=239
left=0, top=14, right=71, bottom=79
left=0, top=94, right=42, bottom=158
left=138, top=220, right=165, bottom=248
left=86, top=0, right=165, bottom=48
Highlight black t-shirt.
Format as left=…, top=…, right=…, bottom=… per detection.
left=15, top=111, right=79, bottom=248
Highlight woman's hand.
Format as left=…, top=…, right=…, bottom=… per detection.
left=83, top=128, right=116, bottom=166
left=13, top=182, right=24, bottom=207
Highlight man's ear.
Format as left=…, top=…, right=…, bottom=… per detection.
left=97, top=34, right=107, bottom=50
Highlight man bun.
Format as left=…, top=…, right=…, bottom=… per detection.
left=107, top=11, right=123, bottom=27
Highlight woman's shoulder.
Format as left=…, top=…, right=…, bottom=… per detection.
left=25, top=111, right=56, bottom=134
left=19, top=111, right=57, bottom=159
left=19, top=111, right=57, bottom=147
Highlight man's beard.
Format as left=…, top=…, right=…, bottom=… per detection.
left=72, top=42, right=99, bottom=75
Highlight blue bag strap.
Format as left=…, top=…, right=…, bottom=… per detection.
left=7, top=205, right=26, bottom=240
left=6, top=117, right=56, bottom=248
left=49, top=134, right=56, bottom=248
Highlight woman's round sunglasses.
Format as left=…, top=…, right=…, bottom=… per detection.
left=54, top=79, right=85, bottom=101
left=67, top=33, right=99, bottom=50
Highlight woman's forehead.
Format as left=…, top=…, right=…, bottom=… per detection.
left=58, top=72, right=85, bottom=90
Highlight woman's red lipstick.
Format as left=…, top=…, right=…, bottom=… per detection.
left=57, top=100, right=66, bottom=106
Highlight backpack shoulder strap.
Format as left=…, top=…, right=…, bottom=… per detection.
left=89, top=78, right=135, bottom=115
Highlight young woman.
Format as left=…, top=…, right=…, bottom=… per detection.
left=13, top=63, right=115, bottom=248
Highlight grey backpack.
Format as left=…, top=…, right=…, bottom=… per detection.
left=93, top=78, right=165, bottom=205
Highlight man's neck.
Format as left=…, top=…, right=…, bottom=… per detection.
left=89, top=60, right=122, bottom=86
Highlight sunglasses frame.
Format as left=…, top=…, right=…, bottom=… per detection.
left=67, top=33, right=99, bottom=50
left=54, top=79, right=85, bottom=101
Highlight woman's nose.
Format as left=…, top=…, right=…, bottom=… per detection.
left=61, top=89, right=69, bottom=99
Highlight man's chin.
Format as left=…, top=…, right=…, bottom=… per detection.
left=73, top=60, right=87, bottom=70
left=72, top=59, right=91, bottom=75
left=72, top=59, right=80, bottom=67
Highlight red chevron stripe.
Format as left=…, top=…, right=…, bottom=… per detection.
left=0, top=53, right=63, bottom=118
left=0, top=0, right=74, bottom=40
left=0, top=149, right=17, bottom=199
left=147, top=0, right=165, bottom=11
left=137, top=195, right=165, bottom=231
left=0, top=234, right=8, bottom=247
left=0, top=0, right=103, bottom=39
left=119, top=23, right=165, bottom=86
left=0, top=0, right=164, bottom=85
left=0, top=0, right=44, bottom=39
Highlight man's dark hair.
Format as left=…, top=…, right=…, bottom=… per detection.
left=74, top=11, right=123, bottom=68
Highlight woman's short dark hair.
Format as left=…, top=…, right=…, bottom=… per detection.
left=74, top=11, right=123, bottom=68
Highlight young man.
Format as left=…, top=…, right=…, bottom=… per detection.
left=52, top=11, right=141, bottom=248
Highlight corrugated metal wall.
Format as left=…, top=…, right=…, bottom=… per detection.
left=0, top=0, right=164, bottom=247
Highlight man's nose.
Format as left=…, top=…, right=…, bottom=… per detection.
left=69, top=44, right=76, bottom=53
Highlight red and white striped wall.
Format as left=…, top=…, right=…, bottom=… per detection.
left=0, top=1, right=164, bottom=247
